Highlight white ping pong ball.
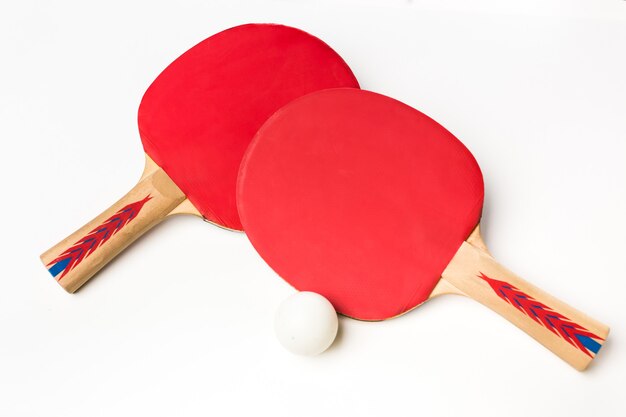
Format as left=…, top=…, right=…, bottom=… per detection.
left=274, top=291, right=339, bottom=356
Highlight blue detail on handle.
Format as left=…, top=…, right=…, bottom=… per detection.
left=575, top=334, right=602, bottom=354
left=48, top=257, right=71, bottom=277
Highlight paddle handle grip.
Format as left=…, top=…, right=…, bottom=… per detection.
left=442, top=242, right=609, bottom=371
left=40, top=167, right=186, bottom=293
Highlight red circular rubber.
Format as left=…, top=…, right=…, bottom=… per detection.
left=238, top=89, right=483, bottom=320
left=139, top=24, right=359, bottom=230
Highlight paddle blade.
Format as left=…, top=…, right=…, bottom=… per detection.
left=139, top=24, right=359, bottom=230
left=238, top=89, right=483, bottom=320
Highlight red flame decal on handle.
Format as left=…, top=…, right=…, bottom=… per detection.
left=479, top=273, right=603, bottom=357
left=47, top=195, right=152, bottom=280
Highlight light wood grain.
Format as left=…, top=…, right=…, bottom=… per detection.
left=40, top=156, right=191, bottom=293
left=436, top=228, right=609, bottom=371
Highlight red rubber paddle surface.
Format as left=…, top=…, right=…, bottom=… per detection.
left=138, top=24, right=358, bottom=230
left=238, top=89, right=484, bottom=320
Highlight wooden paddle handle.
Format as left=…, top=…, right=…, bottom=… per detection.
left=441, top=242, right=609, bottom=371
left=40, top=165, right=186, bottom=293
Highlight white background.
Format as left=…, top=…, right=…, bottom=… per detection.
left=1, top=1, right=625, bottom=416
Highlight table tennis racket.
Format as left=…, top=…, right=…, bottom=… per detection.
left=40, top=24, right=359, bottom=293
left=237, top=88, right=609, bottom=370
